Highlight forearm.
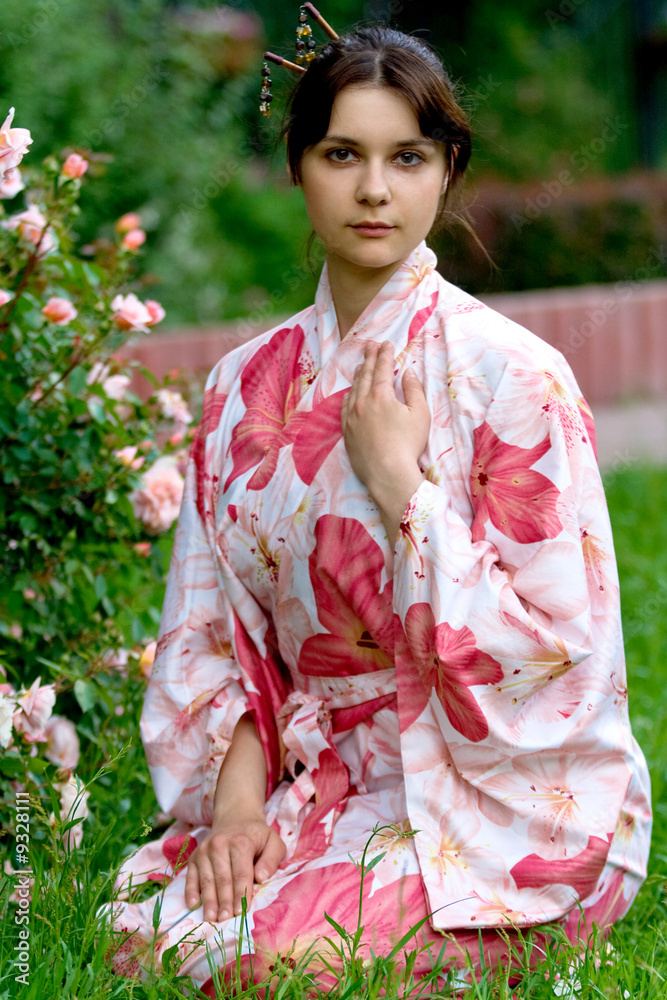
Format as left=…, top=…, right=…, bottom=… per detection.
left=213, top=712, right=267, bottom=826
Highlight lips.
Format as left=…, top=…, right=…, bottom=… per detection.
left=350, top=221, right=396, bottom=238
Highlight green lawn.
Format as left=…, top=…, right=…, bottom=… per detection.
left=1, top=463, right=666, bottom=1000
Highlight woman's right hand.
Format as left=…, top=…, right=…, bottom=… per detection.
left=184, top=811, right=286, bottom=921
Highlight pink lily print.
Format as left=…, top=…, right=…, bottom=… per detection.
left=298, top=514, right=394, bottom=676
left=192, top=385, right=227, bottom=522
left=224, top=326, right=307, bottom=491
left=397, top=603, right=503, bottom=741
left=470, top=422, right=562, bottom=544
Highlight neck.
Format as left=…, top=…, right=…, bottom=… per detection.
left=326, top=253, right=407, bottom=339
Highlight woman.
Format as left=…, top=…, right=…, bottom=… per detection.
left=107, top=23, right=651, bottom=994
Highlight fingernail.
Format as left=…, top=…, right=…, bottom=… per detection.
left=256, top=869, right=267, bottom=882
left=205, top=907, right=216, bottom=921
left=219, top=909, right=230, bottom=920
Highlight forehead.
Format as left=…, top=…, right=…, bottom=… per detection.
left=326, top=85, right=423, bottom=140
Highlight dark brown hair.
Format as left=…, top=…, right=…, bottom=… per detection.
left=281, top=26, right=472, bottom=229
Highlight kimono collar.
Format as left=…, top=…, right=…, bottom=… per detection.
left=314, top=240, right=439, bottom=361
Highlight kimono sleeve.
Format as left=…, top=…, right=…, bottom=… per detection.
left=140, top=380, right=289, bottom=829
left=393, top=354, right=638, bottom=926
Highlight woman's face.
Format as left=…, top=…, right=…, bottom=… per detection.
left=298, top=85, right=447, bottom=278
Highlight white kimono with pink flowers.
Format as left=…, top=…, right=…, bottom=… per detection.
left=107, top=242, right=651, bottom=992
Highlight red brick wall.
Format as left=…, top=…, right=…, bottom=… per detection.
left=122, top=279, right=667, bottom=406
left=482, top=280, right=667, bottom=404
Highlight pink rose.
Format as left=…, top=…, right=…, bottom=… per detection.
left=102, top=374, right=130, bottom=400
left=103, top=648, right=130, bottom=677
left=61, top=153, right=88, bottom=179
left=133, top=542, right=152, bottom=557
left=0, top=692, right=16, bottom=749
left=156, top=388, right=193, bottom=425
left=13, top=677, right=56, bottom=742
left=113, top=445, right=145, bottom=470
left=175, top=449, right=189, bottom=476
left=45, top=715, right=80, bottom=770
left=130, top=456, right=184, bottom=535
left=139, top=640, right=156, bottom=680
left=0, top=108, right=32, bottom=184
left=111, top=292, right=152, bottom=332
left=52, top=773, right=89, bottom=850
left=41, top=296, right=78, bottom=325
left=115, top=211, right=141, bottom=234
left=0, top=167, right=24, bottom=199
left=86, top=361, right=110, bottom=385
left=2, top=203, right=57, bottom=255
left=0, top=289, right=12, bottom=306
left=121, top=228, right=146, bottom=250
left=145, top=299, right=165, bottom=326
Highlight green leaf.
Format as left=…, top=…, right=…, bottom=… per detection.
left=363, top=851, right=387, bottom=874
left=324, top=911, right=349, bottom=940
left=385, top=912, right=437, bottom=962
left=74, top=678, right=96, bottom=713
left=94, top=575, right=107, bottom=599
left=101, top=595, right=115, bottom=616
left=19, top=513, right=37, bottom=535
left=82, top=262, right=102, bottom=287
left=71, top=397, right=88, bottom=417
left=26, top=755, right=48, bottom=774
left=68, top=366, right=87, bottom=397
left=36, top=656, right=69, bottom=677
left=87, top=397, right=106, bottom=424
left=0, top=755, right=25, bottom=778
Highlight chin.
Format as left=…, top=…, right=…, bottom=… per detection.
left=342, top=241, right=407, bottom=270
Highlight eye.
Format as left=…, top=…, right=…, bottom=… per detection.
left=395, top=151, right=424, bottom=166
left=326, top=148, right=356, bottom=163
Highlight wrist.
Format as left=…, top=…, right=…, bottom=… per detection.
left=366, top=462, right=423, bottom=515
left=213, top=793, right=266, bottom=828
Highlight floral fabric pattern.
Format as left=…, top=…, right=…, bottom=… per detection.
left=107, top=242, right=651, bottom=991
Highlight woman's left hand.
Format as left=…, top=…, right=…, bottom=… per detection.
left=340, top=340, right=430, bottom=542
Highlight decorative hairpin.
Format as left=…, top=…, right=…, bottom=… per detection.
left=260, top=3, right=339, bottom=117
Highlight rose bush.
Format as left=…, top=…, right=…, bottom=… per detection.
left=0, top=109, right=194, bottom=858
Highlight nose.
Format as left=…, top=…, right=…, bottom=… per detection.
left=355, top=158, right=391, bottom=206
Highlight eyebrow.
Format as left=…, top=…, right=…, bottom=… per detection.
left=321, top=134, right=438, bottom=148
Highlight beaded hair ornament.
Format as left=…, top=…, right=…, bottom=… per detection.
left=260, top=3, right=339, bottom=117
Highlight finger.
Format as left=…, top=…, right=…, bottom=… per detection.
left=254, top=830, right=287, bottom=883
left=351, top=345, right=379, bottom=404
left=184, top=856, right=201, bottom=910
left=196, top=851, right=227, bottom=923
left=346, top=363, right=364, bottom=410
left=402, top=367, right=428, bottom=410
left=206, top=838, right=235, bottom=921
left=370, top=341, right=397, bottom=392
left=229, top=838, right=257, bottom=916
left=340, top=390, right=349, bottom=432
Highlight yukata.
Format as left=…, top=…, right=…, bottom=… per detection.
left=106, top=241, right=651, bottom=994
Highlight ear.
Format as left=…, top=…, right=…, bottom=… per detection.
left=288, top=162, right=302, bottom=188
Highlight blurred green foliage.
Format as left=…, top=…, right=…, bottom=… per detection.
left=1, top=0, right=661, bottom=324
